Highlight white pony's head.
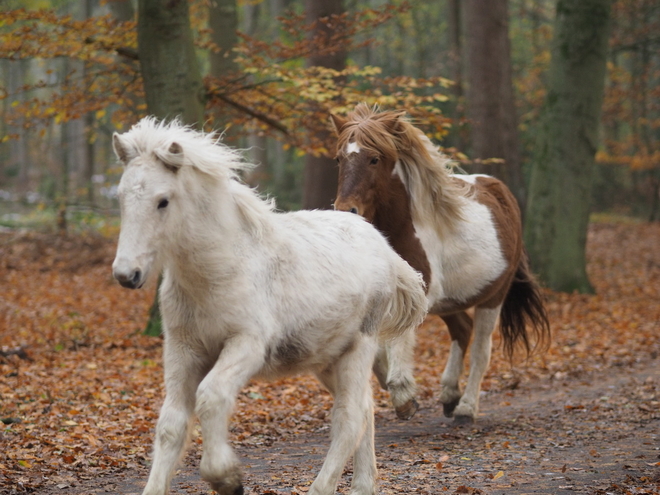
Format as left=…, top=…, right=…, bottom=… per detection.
left=110, top=121, right=184, bottom=288
left=111, top=117, right=246, bottom=289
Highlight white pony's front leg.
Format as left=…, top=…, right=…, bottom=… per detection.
left=142, top=341, right=204, bottom=495
left=453, top=306, right=501, bottom=423
left=195, top=336, right=264, bottom=495
left=311, top=337, right=378, bottom=495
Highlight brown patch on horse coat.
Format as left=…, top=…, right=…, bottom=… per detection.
left=466, top=176, right=523, bottom=309
left=440, top=311, right=473, bottom=354
left=373, top=176, right=431, bottom=289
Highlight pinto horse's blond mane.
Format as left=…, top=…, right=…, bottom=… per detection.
left=337, top=104, right=469, bottom=232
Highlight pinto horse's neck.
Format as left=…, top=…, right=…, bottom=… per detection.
left=373, top=174, right=431, bottom=289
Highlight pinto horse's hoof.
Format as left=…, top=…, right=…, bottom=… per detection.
left=442, top=399, right=460, bottom=418
left=395, top=398, right=419, bottom=420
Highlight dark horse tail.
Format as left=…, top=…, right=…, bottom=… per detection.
left=499, top=250, right=551, bottom=358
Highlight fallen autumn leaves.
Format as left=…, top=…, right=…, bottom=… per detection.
left=0, top=222, right=658, bottom=494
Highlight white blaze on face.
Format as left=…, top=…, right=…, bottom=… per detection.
left=346, top=142, right=361, bottom=155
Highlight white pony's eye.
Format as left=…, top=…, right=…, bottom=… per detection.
left=158, top=198, right=169, bottom=210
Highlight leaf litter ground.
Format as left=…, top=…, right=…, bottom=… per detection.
left=0, top=222, right=658, bottom=494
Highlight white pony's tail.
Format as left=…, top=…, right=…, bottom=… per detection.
left=379, top=256, right=428, bottom=342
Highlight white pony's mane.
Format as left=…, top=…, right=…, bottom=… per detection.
left=122, top=117, right=275, bottom=236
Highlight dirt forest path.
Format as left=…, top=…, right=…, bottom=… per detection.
left=1, top=222, right=659, bottom=495
left=61, top=357, right=659, bottom=495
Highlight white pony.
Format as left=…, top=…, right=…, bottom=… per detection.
left=111, top=118, right=427, bottom=495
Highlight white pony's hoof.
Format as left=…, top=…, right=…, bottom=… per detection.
left=395, top=398, right=419, bottom=420
left=209, top=481, right=244, bottom=495
left=452, top=402, right=477, bottom=423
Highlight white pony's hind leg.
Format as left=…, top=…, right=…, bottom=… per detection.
left=310, top=336, right=378, bottom=495
left=142, top=343, right=203, bottom=495
left=195, top=336, right=265, bottom=495
left=383, top=330, right=418, bottom=420
left=453, top=306, right=501, bottom=423
left=372, top=345, right=389, bottom=390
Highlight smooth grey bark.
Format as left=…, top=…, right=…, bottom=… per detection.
left=524, top=0, right=613, bottom=293
left=302, top=0, right=345, bottom=210
left=465, top=0, right=525, bottom=210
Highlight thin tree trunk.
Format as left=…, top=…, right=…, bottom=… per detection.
left=524, top=0, right=613, bottom=293
left=447, top=0, right=466, bottom=151
left=209, top=0, right=238, bottom=76
left=302, top=0, right=345, bottom=210
left=465, top=0, right=525, bottom=210
left=106, top=0, right=134, bottom=22
left=9, top=60, right=29, bottom=192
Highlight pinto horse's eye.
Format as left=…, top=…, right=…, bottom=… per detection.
left=158, top=198, right=169, bottom=210
left=335, top=157, right=340, bottom=163
left=370, top=157, right=379, bottom=165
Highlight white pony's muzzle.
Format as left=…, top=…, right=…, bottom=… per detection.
left=113, top=257, right=145, bottom=289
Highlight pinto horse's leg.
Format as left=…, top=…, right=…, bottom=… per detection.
left=142, top=341, right=205, bottom=495
left=311, top=336, right=378, bottom=495
left=195, top=336, right=265, bottom=495
left=453, top=306, right=501, bottom=423
left=438, top=311, right=473, bottom=418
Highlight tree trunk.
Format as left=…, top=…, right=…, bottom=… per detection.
left=209, top=0, right=238, bottom=76
left=107, top=0, right=134, bottom=22
left=464, top=0, right=525, bottom=210
left=302, top=0, right=345, bottom=210
left=137, top=0, right=205, bottom=127
left=447, top=0, right=466, bottom=151
left=524, top=0, right=612, bottom=293
left=137, top=0, right=205, bottom=335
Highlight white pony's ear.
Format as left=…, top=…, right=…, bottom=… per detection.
left=113, top=133, right=135, bottom=163
left=154, top=142, right=184, bottom=173
left=329, top=113, right=347, bottom=135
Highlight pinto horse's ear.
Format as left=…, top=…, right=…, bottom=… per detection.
left=329, top=113, right=348, bottom=135
left=113, top=133, right=135, bottom=164
left=154, top=142, right=184, bottom=173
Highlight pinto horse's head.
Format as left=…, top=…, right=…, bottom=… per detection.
left=330, top=104, right=408, bottom=222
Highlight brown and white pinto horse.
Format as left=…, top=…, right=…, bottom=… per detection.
left=330, top=104, right=550, bottom=423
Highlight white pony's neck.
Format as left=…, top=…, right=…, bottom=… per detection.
left=165, top=173, right=273, bottom=296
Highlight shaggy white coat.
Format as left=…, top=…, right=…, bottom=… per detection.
left=111, top=118, right=427, bottom=495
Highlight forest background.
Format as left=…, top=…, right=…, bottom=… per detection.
left=1, top=0, right=658, bottom=237
left=1, top=1, right=660, bottom=494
